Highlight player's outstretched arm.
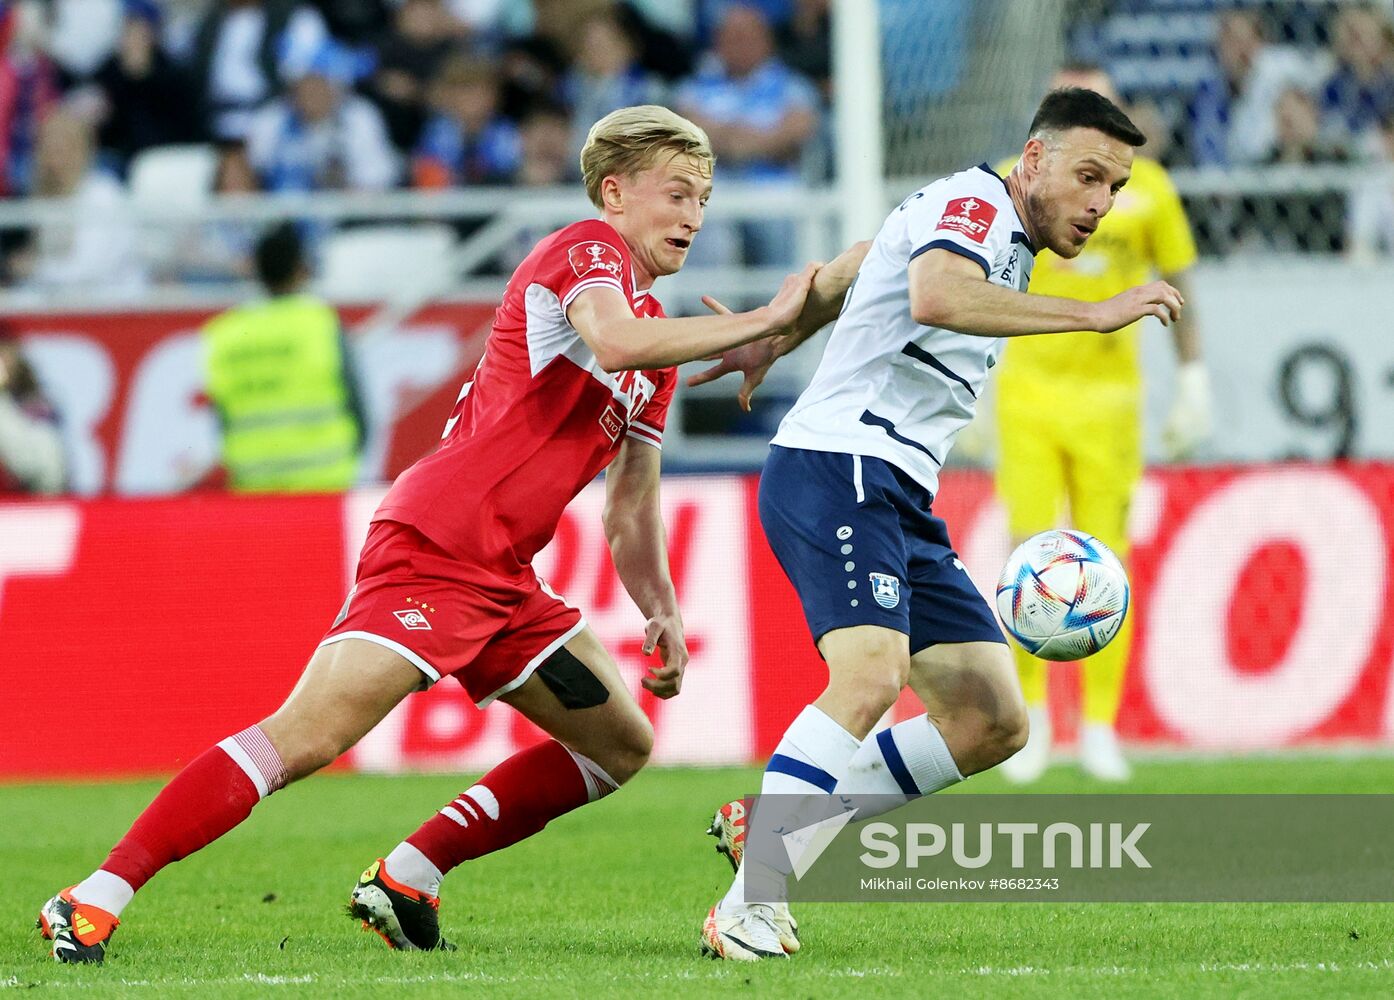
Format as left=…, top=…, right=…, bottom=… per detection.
left=686, top=240, right=872, bottom=411
left=567, top=264, right=817, bottom=372
left=910, top=249, right=1184, bottom=336
left=602, top=439, right=687, bottom=699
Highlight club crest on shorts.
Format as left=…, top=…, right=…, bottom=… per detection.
left=869, top=572, right=901, bottom=609
left=393, top=608, right=432, bottom=630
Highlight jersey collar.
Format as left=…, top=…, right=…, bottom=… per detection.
left=976, top=162, right=1038, bottom=255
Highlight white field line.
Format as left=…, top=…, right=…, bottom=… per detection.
left=9, top=961, right=1394, bottom=990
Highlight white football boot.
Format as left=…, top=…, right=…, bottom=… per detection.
left=700, top=902, right=788, bottom=961
left=1080, top=722, right=1132, bottom=782
left=707, top=801, right=800, bottom=953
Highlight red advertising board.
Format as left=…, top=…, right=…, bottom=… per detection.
left=4, top=303, right=496, bottom=495
left=2, top=465, right=1392, bottom=780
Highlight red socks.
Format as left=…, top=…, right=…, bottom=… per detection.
left=98, top=726, right=288, bottom=892
left=405, top=739, right=617, bottom=875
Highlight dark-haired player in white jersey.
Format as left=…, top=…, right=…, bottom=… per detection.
left=698, top=88, right=1186, bottom=960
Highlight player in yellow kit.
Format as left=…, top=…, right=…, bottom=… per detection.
left=995, top=64, right=1210, bottom=782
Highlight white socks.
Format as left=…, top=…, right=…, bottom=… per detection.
left=832, top=713, right=963, bottom=820
left=385, top=842, right=446, bottom=898
left=71, top=870, right=135, bottom=918
left=722, top=705, right=860, bottom=910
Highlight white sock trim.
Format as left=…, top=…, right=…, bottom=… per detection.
left=564, top=746, right=620, bottom=803
left=385, top=842, right=444, bottom=898
left=896, top=715, right=964, bottom=794
left=787, top=705, right=861, bottom=778
left=217, top=725, right=288, bottom=799
left=71, top=870, right=135, bottom=918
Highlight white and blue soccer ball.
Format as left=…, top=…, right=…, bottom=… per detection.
left=995, top=529, right=1130, bottom=662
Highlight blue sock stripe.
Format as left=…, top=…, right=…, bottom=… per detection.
left=766, top=753, right=838, bottom=793
left=877, top=728, right=921, bottom=797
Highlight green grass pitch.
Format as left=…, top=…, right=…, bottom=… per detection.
left=4, top=757, right=1393, bottom=997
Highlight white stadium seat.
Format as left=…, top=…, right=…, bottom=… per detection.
left=127, top=145, right=220, bottom=214
left=316, top=224, right=458, bottom=301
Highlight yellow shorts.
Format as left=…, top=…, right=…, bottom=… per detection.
left=994, top=379, right=1142, bottom=554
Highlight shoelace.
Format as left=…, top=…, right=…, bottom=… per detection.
left=740, top=903, right=782, bottom=944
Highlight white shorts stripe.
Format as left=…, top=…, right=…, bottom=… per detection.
left=475, top=618, right=587, bottom=707
left=853, top=454, right=865, bottom=503
left=318, top=630, right=442, bottom=685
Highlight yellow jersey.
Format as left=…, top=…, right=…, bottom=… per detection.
left=995, top=155, right=1196, bottom=391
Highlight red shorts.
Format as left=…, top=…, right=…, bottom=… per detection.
left=319, top=519, right=584, bottom=706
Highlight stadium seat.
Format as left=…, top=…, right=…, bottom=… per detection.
left=128, top=145, right=220, bottom=214
left=316, top=224, right=458, bottom=301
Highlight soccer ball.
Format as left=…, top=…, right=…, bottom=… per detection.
left=995, top=529, right=1130, bottom=661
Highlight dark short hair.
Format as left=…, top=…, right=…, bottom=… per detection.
left=1029, top=87, right=1146, bottom=147
left=254, top=222, right=304, bottom=291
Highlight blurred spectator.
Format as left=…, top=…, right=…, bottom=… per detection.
left=0, top=0, right=59, bottom=196
left=91, top=2, right=199, bottom=173
left=1265, top=86, right=1349, bottom=165
left=9, top=109, right=148, bottom=296
left=777, top=0, right=829, bottom=96
left=245, top=42, right=398, bottom=192
left=676, top=2, right=817, bottom=264
left=518, top=104, right=573, bottom=186
left=0, top=331, right=65, bottom=495
left=1350, top=106, right=1394, bottom=261
left=307, top=0, right=392, bottom=48
left=563, top=13, right=666, bottom=160
left=202, top=222, right=366, bottom=493
left=1188, top=8, right=1321, bottom=166
left=190, top=0, right=331, bottom=141
left=1227, top=87, right=1349, bottom=255
left=412, top=55, right=520, bottom=187
left=175, top=142, right=260, bottom=283
left=444, top=0, right=507, bottom=34
left=368, top=0, right=459, bottom=150
left=1321, top=4, right=1394, bottom=148
left=47, top=0, right=124, bottom=83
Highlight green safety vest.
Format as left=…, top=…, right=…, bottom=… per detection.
left=203, top=294, right=360, bottom=493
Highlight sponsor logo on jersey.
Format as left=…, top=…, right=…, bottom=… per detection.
left=869, top=572, right=901, bottom=609
left=936, top=197, right=997, bottom=244
left=599, top=403, right=625, bottom=442
left=393, top=608, right=433, bottom=630
left=568, top=240, right=625, bottom=280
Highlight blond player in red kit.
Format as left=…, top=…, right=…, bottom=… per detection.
left=37, top=105, right=862, bottom=963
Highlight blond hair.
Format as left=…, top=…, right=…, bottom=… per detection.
left=580, top=105, right=714, bottom=209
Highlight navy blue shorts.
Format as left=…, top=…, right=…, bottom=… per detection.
left=759, top=445, right=1005, bottom=653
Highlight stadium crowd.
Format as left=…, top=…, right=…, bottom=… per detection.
left=0, top=2, right=1388, bottom=293
left=0, top=0, right=833, bottom=289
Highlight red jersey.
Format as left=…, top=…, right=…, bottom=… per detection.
left=375, top=219, right=676, bottom=568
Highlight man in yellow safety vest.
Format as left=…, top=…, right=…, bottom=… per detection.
left=204, top=223, right=366, bottom=492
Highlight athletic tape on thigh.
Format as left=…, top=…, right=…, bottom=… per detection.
left=536, top=646, right=611, bottom=710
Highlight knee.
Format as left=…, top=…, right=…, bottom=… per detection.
left=977, top=697, right=1030, bottom=770
left=259, top=720, right=349, bottom=782
left=992, top=701, right=1031, bottom=764
left=588, top=714, right=654, bottom=787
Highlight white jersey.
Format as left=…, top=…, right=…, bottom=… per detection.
left=774, top=163, right=1036, bottom=498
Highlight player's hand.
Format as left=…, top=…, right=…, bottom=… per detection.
left=640, top=612, right=688, bottom=699
left=686, top=295, right=780, bottom=411
left=1163, top=360, right=1213, bottom=460
left=761, top=263, right=819, bottom=337
left=1090, top=281, right=1184, bottom=332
